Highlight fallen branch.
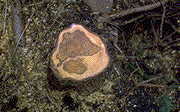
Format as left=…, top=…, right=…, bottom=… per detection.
left=99, top=0, right=168, bottom=22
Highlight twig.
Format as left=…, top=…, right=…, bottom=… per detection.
left=162, top=38, right=180, bottom=46
left=129, top=76, right=164, bottom=92
left=115, top=14, right=145, bottom=26
left=3, top=1, right=7, bottom=34
left=151, top=18, right=159, bottom=41
left=138, top=83, right=167, bottom=88
left=160, top=0, right=166, bottom=39
left=122, top=76, right=165, bottom=99
left=161, top=31, right=176, bottom=42
left=128, top=68, right=139, bottom=80
left=136, top=76, right=163, bottom=85
left=165, top=20, right=180, bottom=34
left=114, top=66, right=121, bottom=76
left=99, top=0, right=168, bottom=22
left=113, top=43, right=123, bottom=54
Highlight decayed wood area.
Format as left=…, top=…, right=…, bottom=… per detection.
left=0, top=0, right=179, bottom=111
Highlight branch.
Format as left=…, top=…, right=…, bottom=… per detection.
left=99, top=0, right=169, bottom=22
